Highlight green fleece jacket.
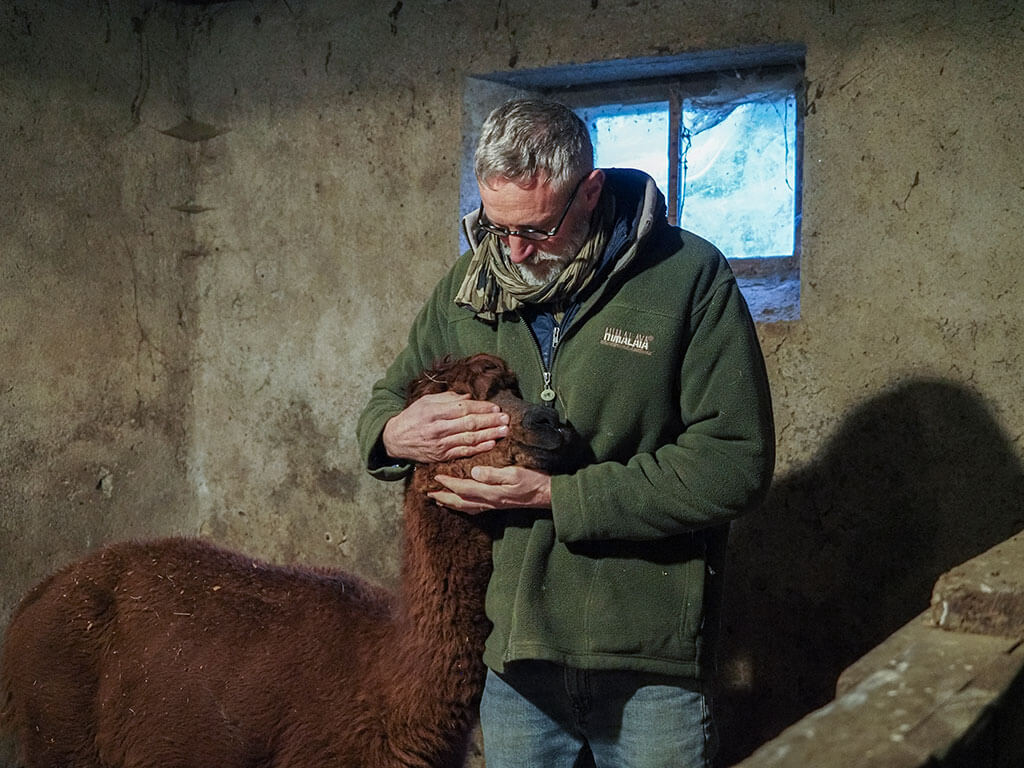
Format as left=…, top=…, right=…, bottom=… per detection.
left=357, top=169, right=775, bottom=678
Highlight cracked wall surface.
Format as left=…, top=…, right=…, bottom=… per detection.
left=2, top=0, right=1023, bottom=764
left=1, top=0, right=198, bottom=624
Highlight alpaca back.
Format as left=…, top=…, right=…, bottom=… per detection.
left=2, top=537, right=395, bottom=767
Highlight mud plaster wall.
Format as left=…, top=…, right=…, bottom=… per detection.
left=1, top=3, right=197, bottom=626
left=2, top=0, right=1024, bottom=765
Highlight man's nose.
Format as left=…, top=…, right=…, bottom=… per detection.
left=506, top=235, right=536, bottom=263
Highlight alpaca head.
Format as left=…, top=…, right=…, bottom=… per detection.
left=406, top=354, right=577, bottom=479
left=400, top=355, right=577, bottom=637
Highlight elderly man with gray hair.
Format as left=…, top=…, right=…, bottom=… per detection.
left=358, top=98, right=775, bottom=768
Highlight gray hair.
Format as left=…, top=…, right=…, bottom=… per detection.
left=474, top=99, right=594, bottom=192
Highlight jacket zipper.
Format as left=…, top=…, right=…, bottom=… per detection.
left=526, top=318, right=562, bottom=405
left=542, top=325, right=561, bottom=403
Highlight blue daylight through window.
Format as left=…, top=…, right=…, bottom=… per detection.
left=581, top=91, right=798, bottom=261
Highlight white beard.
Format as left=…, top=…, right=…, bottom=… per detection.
left=514, top=250, right=573, bottom=286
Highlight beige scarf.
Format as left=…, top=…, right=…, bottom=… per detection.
left=455, top=201, right=611, bottom=322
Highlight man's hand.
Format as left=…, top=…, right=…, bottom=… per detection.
left=429, top=466, right=553, bottom=514
left=382, top=391, right=510, bottom=464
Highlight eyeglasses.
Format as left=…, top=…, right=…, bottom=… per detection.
left=476, top=175, right=586, bottom=242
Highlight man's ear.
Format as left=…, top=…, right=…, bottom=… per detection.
left=580, top=169, right=605, bottom=213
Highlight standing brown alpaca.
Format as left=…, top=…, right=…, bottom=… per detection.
left=1, top=354, right=576, bottom=768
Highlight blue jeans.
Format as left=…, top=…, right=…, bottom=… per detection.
left=479, top=662, right=717, bottom=768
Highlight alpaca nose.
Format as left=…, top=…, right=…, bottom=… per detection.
left=522, top=406, right=561, bottom=434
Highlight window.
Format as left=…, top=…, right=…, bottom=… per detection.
left=461, top=45, right=805, bottom=322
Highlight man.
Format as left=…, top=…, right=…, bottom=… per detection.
left=357, top=99, right=774, bottom=768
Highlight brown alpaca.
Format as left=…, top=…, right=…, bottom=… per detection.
left=1, top=354, right=576, bottom=768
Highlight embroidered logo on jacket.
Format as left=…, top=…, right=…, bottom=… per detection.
left=600, top=326, right=654, bottom=355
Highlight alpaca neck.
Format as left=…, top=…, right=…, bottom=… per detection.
left=382, top=481, right=493, bottom=725
left=397, top=489, right=492, bottom=662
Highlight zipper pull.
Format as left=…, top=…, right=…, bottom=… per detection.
left=540, top=371, right=556, bottom=403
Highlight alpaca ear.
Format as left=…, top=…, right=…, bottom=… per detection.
left=465, top=355, right=518, bottom=401
left=465, top=357, right=497, bottom=400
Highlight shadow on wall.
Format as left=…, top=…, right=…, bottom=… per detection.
left=716, top=378, right=1024, bottom=766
